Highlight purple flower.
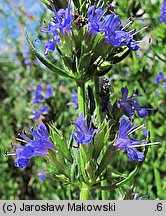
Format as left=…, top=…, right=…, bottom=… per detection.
left=118, top=87, right=148, bottom=119
left=87, top=5, right=149, bottom=51
left=55, top=3, right=73, bottom=35
left=15, top=157, right=30, bottom=168
left=142, top=129, right=148, bottom=137
left=126, top=38, right=140, bottom=51
left=25, top=59, right=31, bottom=65
left=67, top=91, right=78, bottom=110
left=40, top=0, right=73, bottom=54
left=163, top=83, right=166, bottom=90
left=33, top=85, right=44, bottom=104
left=155, top=71, right=166, bottom=91
left=32, top=84, right=54, bottom=104
left=133, top=193, right=149, bottom=200
left=13, top=123, right=54, bottom=168
left=126, top=70, right=131, bottom=76
left=159, top=0, right=166, bottom=23
left=155, top=88, right=160, bottom=95
left=44, top=38, right=56, bottom=54
left=72, top=113, right=98, bottom=144
left=134, top=102, right=148, bottom=118
left=33, top=106, right=49, bottom=121
left=45, top=84, right=54, bottom=99
left=115, top=117, right=144, bottom=162
left=24, top=50, right=31, bottom=65
left=87, top=6, right=107, bottom=34
left=38, top=170, right=46, bottom=181
left=156, top=71, right=166, bottom=84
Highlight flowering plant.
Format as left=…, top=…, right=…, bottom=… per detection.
left=5, top=0, right=163, bottom=200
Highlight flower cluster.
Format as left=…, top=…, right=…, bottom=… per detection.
left=118, top=87, right=148, bottom=120
left=31, top=84, right=54, bottom=121
left=159, top=0, right=166, bottom=23
left=87, top=6, right=142, bottom=51
left=155, top=71, right=166, bottom=90
left=67, top=91, right=78, bottom=110
left=115, top=117, right=145, bottom=162
left=38, top=170, right=46, bottom=181
left=72, top=113, right=98, bottom=144
left=40, top=0, right=73, bottom=54
left=7, top=123, right=54, bottom=168
left=32, top=84, right=54, bottom=104
left=33, top=106, right=50, bottom=121
left=41, top=1, right=149, bottom=54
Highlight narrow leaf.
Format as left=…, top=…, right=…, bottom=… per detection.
left=25, top=29, right=73, bottom=79
left=49, top=125, right=73, bottom=163
left=93, top=121, right=110, bottom=160
left=40, top=0, right=51, bottom=10
left=48, top=149, right=71, bottom=178
left=95, top=145, right=118, bottom=177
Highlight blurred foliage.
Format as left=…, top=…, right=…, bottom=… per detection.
left=0, top=0, right=165, bottom=199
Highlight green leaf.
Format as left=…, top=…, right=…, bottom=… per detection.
left=48, top=149, right=71, bottom=178
left=48, top=172, right=70, bottom=184
left=154, top=168, right=162, bottom=196
left=93, top=160, right=145, bottom=191
left=87, top=85, right=95, bottom=116
left=95, top=145, right=118, bottom=177
left=93, top=121, right=110, bottom=160
left=58, top=32, right=75, bottom=57
left=72, top=0, right=80, bottom=8
left=62, top=56, right=74, bottom=70
left=95, top=65, right=112, bottom=77
left=49, top=124, right=73, bottom=163
left=41, top=0, right=68, bottom=11
left=25, top=29, right=73, bottom=79
left=85, top=159, right=97, bottom=181
left=70, top=162, right=77, bottom=182
left=112, top=49, right=131, bottom=64
left=72, top=27, right=87, bottom=53
left=79, top=145, right=89, bottom=183
left=92, top=33, right=105, bottom=50
left=40, top=0, right=51, bottom=10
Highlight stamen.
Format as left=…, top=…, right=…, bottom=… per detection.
left=128, top=123, right=146, bottom=135
left=129, top=141, right=161, bottom=148
left=122, top=20, right=134, bottom=30
left=68, top=0, right=72, bottom=14
left=136, top=37, right=152, bottom=44
left=137, top=107, right=157, bottom=111
left=132, top=25, right=150, bottom=36
left=15, top=138, right=27, bottom=143
left=4, top=151, right=16, bottom=156
left=122, top=17, right=134, bottom=25
left=49, top=0, right=57, bottom=16
left=19, top=133, right=32, bottom=142
left=128, top=29, right=136, bottom=34
left=135, top=18, right=144, bottom=23
left=11, top=143, right=22, bottom=148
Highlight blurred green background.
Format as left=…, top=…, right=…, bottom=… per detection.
left=0, top=0, right=165, bottom=199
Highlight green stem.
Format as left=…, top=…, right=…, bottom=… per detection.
left=79, top=183, right=91, bottom=200
left=100, top=147, right=108, bottom=199
left=154, top=168, right=162, bottom=197
left=77, top=83, right=86, bottom=115
left=101, top=180, right=108, bottom=200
